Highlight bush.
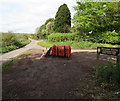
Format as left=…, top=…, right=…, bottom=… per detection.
left=29, top=34, right=39, bottom=40
left=1, top=40, right=31, bottom=53
left=2, top=32, right=29, bottom=47
left=94, top=62, right=120, bottom=86
left=1, top=32, right=31, bottom=53
left=1, top=45, right=19, bottom=53
left=16, top=34, right=28, bottom=42
left=2, top=33, right=18, bottom=47
left=100, top=31, right=120, bottom=44
left=47, top=33, right=77, bottom=42
left=20, top=40, right=31, bottom=47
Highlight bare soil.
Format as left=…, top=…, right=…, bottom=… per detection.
left=2, top=50, right=110, bottom=99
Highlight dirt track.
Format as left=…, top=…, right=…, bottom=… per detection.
left=2, top=50, right=109, bottom=99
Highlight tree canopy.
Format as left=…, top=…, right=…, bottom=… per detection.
left=72, top=2, right=120, bottom=44
left=73, top=2, right=120, bottom=34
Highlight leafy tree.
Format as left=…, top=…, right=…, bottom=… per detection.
left=73, top=2, right=120, bottom=33
left=36, top=18, right=54, bottom=39
left=103, top=2, right=120, bottom=33
left=72, top=2, right=120, bottom=44
left=73, top=2, right=107, bottom=33
left=45, top=18, right=54, bottom=25
left=54, top=4, right=71, bottom=33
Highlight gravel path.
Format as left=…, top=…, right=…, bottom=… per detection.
left=0, top=39, right=97, bottom=66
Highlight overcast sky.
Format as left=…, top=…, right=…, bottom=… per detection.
left=0, top=0, right=77, bottom=33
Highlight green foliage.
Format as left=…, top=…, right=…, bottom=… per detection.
left=1, top=32, right=29, bottom=47
left=76, top=31, right=120, bottom=44
left=94, top=62, right=120, bottom=86
left=2, top=33, right=18, bottom=47
left=72, top=2, right=120, bottom=44
left=100, top=31, right=120, bottom=44
left=1, top=60, right=14, bottom=71
left=47, top=33, right=77, bottom=42
left=16, top=34, right=28, bottom=42
left=54, top=4, right=71, bottom=33
left=1, top=45, right=19, bottom=53
left=36, top=18, right=54, bottom=39
left=1, top=40, right=31, bottom=53
left=20, top=40, right=31, bottom=47
left=1, top=32, right=30, bottom=53
left=38, top=40, right=120, bottom=49
left=73, top=2, right=119, bottom=33
left=45, top=18, right=54, bottom=25
left=29, top=33, right=39, bottom=40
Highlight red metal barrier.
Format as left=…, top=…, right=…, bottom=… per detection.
left=51, top=45, right=71, bottom=58
left=65, top=45, right=71, bottom=57
left=51, top=45, right=57, bottom=56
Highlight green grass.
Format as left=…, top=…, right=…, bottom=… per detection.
left=22, top=50, right=33, bottom=55
left=19, top=49, right=34, bottom=57
left=1, top=60, right=14, bottom=71
left=38, top=40, right=120, bottom=49
left=93, top=62, right=120, bottom=100
left=93, top=62, right=120, bottom=84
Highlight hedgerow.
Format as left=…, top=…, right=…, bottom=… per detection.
left=47, top=33, right=77, bottom=42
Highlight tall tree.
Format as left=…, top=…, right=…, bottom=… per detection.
left=54, top=4, right=71, bottom=33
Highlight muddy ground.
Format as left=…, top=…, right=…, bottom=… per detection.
left=2, top=50, right=111, bottom=99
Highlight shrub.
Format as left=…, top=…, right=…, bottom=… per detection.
left=100, top=31, right=120, bottom=44
left=94, top=62, right=120, bottom=86
left=2, top=32, right=29, bottom=47
left=1, top=32, right=31, bottom=53
left=1, top=45, right=19, bottom=53
left=1, top=40, right=31, bottom=53
left=20, top=40, right=31, bottom=47
left=2, top=33, right=18, bottom=47
left=47, top=33, right=77, bottom=42
left=16, top=34, right=28, bottom=42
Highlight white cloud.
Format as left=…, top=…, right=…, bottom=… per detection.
left=0, top=0, right=76, bottom=33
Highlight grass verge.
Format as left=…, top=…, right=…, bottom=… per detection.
left=38, top=40, right=120, bottom=49
left=93, top=62, right=120, bottom=100
left=1, top=60, right=14, bottom=71
left=1, top=49, right=38, bottom=71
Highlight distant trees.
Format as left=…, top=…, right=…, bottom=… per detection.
left=54, top=4, right=71, bottom=33
left=36, top=4, right=71, bottom=39
left=35, top=2, right=119, bottom=44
